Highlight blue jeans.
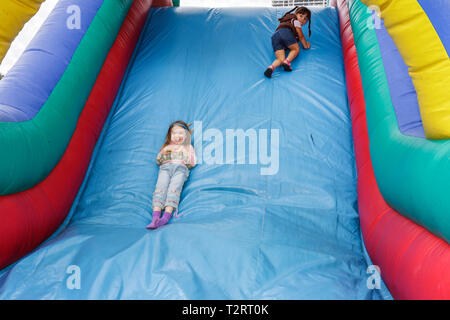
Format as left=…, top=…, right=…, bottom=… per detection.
left=153, top=162, right=190, bottom=210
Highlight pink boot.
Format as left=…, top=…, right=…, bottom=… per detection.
left=146, top=210, right=161, bottom=229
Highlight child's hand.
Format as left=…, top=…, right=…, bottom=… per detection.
left=163, top=145, right=174, bottom=153
left=304, top=42, right=311, bottom=50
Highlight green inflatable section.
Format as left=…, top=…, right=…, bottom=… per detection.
left=348, top=0, right=450, bottom=242
left=0, top=0, right=133, bottom=195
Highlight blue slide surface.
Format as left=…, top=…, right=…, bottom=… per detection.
left=0, top=7, right=391, bottom=299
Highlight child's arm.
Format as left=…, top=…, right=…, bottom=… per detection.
left=296, top=27, right=310, bottom=49
left=186, top=145, right=197, bottom=169
left=156, top=148, right=165, bottom=165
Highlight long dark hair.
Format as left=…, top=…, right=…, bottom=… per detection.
left=160, top=120, right=192, bottom=151
left=279, top=6, right=312, bottom=37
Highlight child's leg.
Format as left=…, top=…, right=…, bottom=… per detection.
left=164, top=206, right=174, bottom=213
left=270, top=31, right=284, bottom=69
left=265, top=49, right=286, bottom=78
left=271, top=49, right=285, bottom=69
left=159, top=166, right=189, bottom=227
left=286, top=43, right=300, bottom=62
left=147, top=165, right=171, bottom=229
left=281, top=43, right=300, bottom=72
left=152, top=165, right=171, bottom=209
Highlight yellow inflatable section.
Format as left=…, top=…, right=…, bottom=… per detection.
left=361, top=0, right=450, bottom=139
left=0, top=0, right=46, bottom=64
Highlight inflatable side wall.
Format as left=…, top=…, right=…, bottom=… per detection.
left=338, top=0, right=450, bottom=299
left=0, top=0, right=173, bottom=271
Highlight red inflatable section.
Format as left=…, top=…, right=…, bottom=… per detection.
left=337, top=0, right=450, bottom=299
left=0, top=0, right=173, bottom=270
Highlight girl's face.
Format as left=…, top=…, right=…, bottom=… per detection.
left=296, top=13, right=309, bottom=26
left=170, top=125, right=187, bottom=144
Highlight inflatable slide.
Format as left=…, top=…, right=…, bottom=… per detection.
left=0, top=0, right=448, bottom=299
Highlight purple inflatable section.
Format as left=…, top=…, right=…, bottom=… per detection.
left=374, top=18, right=425, bottom=138
left=418, top=0, right=450, bottom=57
